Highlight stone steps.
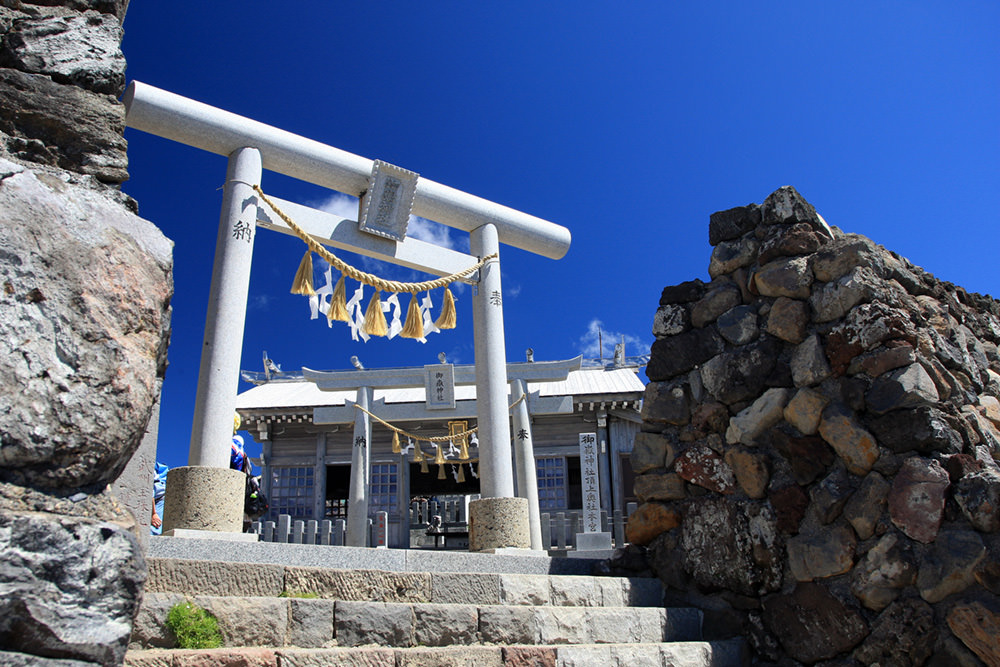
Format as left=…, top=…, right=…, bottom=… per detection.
left=143, top=557, right=665, bottom=607
left=127, top=554, right=750, bottom=666
left=133, top=592, right=702, bottom=649
left=124, top=641, right=749, bottom=666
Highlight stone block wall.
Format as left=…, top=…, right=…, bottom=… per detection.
left=0, top=2, right=173, bottom=665
left=628, top=186, right=1000, bottom=665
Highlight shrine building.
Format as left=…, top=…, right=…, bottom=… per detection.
left=234, top=355, right=645, bottom=548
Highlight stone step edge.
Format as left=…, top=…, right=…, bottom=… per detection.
left=133, top=594, right=704, bottom=650
left=125, top=640, right=749, bottom=667
left=146, top=557, right=664, bottom=608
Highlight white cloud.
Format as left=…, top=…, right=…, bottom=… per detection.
left=312, top=192, right=359, bottom=220
left=578, top=319, right=648, bottom=360
left=250, top=294, right=272, bottom=311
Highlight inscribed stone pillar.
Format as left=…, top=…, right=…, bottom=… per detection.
left=346, top=386, right=373, bottom=547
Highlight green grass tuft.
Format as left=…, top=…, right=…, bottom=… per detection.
left=278, top=590, right=319, bottom=598
left=166, top=602, right=223, bottom=649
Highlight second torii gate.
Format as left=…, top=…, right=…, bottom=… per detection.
left=306, top=356, right=582, bottom=549
left=123, top=82, right=571, bottom=546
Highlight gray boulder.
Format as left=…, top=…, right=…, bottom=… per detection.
left=0, top=158, right=172, bottom=490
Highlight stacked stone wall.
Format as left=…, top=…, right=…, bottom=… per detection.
left=627, top=186, right=1000, bottom=665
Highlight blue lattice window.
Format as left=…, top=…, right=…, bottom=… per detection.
left=369, top=462, right=398, bottom=516
left=536, top=457, right=567, bottom=510
left=269, top=466, right=314, bottom=520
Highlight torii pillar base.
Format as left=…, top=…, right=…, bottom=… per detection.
left=468, top=497, right=530, bottom=552
left=162, top=466, right=245, bottom=534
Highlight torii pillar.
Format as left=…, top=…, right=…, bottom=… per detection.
left=468, top=223, right=528, bottom=551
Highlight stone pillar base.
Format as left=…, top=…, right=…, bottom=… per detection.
left=162, top=466, right=245, bottom=533
left=469, top=497, right=530, bottom=552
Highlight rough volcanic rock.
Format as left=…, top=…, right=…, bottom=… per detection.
left=680, top=497, right=782, bottom=596
left=630, top=432, right=676, bottom=473
left=850, top=532, right=917, bottom=611
left=760, top=186, right=831, bottom=237
left=853, top=598, right=936, bottom=667
left=765, top=296, right=809, bottom=344
left=700, top=336, right=779, bottom=405
left=786, top=524, right=856, bottom=581
left=818, top=401, right=880, bottom=475
left=812, top=234, right=886, bottom=283
left=0, top=69, right=127, bottom=182
left=866, top=363, right=941, bottom=414
left=691, top=282, right=742, bottom=328
left=641, top=381, right=690, bottom=426
left=753, top=255, right=813, bottom=299
left=660, top=278, right=705, bottom=305
left=726, top=387, right=790, bottom=445
left=791, top=334, right=832, bottom=387
left=724, top=447, right=769, bottom=498
left=916, top=530, right=986, bottom=603
left=767, top=429, right=835, bottom=486
left=843, top=471, right=890, bottom=540
left=709, top=236, right=759, bottom=278
left=647, top=326, right=724, bottom=381
left=757, top=221, right=825, bottom=265
left=768, top=484, right=809, bottom=534
left=865, top=405, right=965, bottom=455
left=809, top=265, right=878, bottom=323
left=0, top=484, right=146, bottom=666
left=809, top=466, right=854, bottom=524
left=0, top=157, right=172, bottom=489
left=716, top=304, right=758, bottom=345
left=708, top=203, right=760, bottom=245
left=888, top=457, right=949, bottom=543
left=625, top=502, right=680, bottom=546
left=953, top=467, right=1000, bottom=532
left=652, top=303, right=687, bottom=337
left=13, top=1, right=130, bottom=21
left=761, top=582, right=868, bottom=664
left=946, top=602, right=1000, bottom=667
left=0, top=11, right=126, bottom=95
left=783, top=387, right=829, bottom=436
left=633, top=472, right=686, bottom=502
left=638, top=185, right=1000, bottom=665
left=675, top=444, right=737, bottom=494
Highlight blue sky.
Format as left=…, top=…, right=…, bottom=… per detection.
left=120, top=3, right=999, bottom=471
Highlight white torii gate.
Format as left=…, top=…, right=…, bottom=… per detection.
left=123, top=82, right=571, bottom=543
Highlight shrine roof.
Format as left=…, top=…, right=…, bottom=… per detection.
left=234, top=365, right=645, bottom=412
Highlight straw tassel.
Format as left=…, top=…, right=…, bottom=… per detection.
left=290, top=251, right=316, bottom=296
left=420, top=457, right=429, bottom=474
left=400, top=292, right=424, bottom=339
left=458, top=436, right=469, bottom=460
left=438, top=464, right=446, bottom=480
left=434, top=445, right=446, bottom=465
left=391, top=431, right=401, bottom=454
left=457, top=464, right=465, bottom=483
left=435, top=287, right=457, bottom=329
left=364, top=290, right=389, bottom=336
left=327, top=274, right=350, bottom=321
